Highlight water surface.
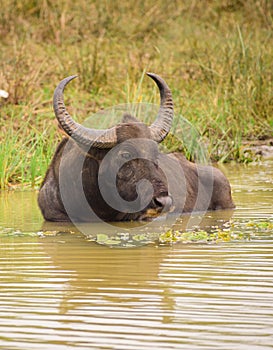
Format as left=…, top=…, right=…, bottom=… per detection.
left=0, top=161, right=272, bottom=349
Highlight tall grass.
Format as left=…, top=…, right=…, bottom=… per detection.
left=0, top=0, right=273, bottom=188
left=0, top=111, right=57, bottom=188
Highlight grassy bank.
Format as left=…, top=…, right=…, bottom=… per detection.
left=0, top=0, right=273, bottom=188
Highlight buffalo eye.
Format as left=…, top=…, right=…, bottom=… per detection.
left=120, top=151, right=132, bottom=160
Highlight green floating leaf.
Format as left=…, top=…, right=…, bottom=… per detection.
left=159, top=229, right=211, bottom=244
left=132, top=234, right=149, bottom=241
left=96, top=233, right=109, bottom=244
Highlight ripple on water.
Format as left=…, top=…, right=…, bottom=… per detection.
left=0, top=161, right=272, bottom=349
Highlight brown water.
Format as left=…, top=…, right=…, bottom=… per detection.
left=0, top=161, right=272, bottom=349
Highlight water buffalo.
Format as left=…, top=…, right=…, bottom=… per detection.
left=38, top=73, right=234, bottom=222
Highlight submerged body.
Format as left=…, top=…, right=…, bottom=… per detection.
left=38, top=73, right=234, bottom=222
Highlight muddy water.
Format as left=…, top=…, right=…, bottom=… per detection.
left=0, top=161, right=272, bottom=349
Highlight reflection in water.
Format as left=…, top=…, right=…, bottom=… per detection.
left=0, top=161, right=272, bottom=349
left=1, top=235, right=273, bottom=349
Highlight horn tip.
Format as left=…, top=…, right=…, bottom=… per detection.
left=66, top=74, right=78, bottom=82
left=62, top=74, right=78, bottom=83
left=55, top=75, right=78, bottom=93
left=146, top=72, right=165, bottom=86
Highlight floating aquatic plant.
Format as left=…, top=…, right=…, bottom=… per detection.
left=158, top=219, right=273, bottom=245
left=0, top=218, right=272, bottom=247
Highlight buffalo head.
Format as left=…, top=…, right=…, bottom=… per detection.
left=39, top=73, right=175, bottom=222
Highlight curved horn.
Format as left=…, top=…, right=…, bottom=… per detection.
left=146, top=73, right=174, bottom=142
left=53, top=75, right=117, bottom=149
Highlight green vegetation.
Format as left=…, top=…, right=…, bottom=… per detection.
left=1, top=219, right=272, bottom=247
left=1, top=0, right=273, bottom=188
left=158, top=219, right=273, bottom=244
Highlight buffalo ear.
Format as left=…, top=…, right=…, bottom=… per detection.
left=121, top=113, right=140, bottom=123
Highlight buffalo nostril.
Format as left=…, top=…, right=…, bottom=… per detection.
left=154, top=195, right=173, bottom=212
